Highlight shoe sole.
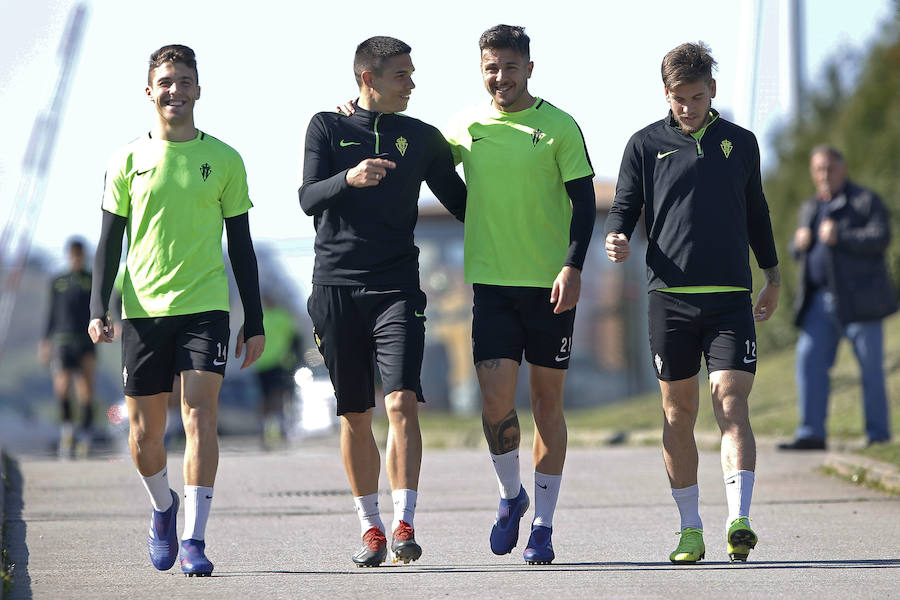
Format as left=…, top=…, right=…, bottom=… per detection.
left=670, top=552, right=705, bottom=564
left=183, top=571, right=213, bottom=577
left=728, top=529, right=758, bottom=562
left=391, top=541, right=422, bottom=564
left=525, top=558, right=554, bottom=565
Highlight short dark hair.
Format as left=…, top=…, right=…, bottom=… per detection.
left=353, top=36, right=412, bottom=86
left=810, top=144, right=845, bottom=163
left=479, top=24, right=530, bottom=59
left=661, top=42, right=716, bottom=89
left=148, top=44, right=198, bottom=85
left=66, top=237, right=85, bottom=254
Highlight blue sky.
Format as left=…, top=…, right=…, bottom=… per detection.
left=0, top=0, right=895, bottom=286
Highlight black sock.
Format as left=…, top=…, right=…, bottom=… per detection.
left=80, top=401, right=93, bottom=431
left=61, top=397, right=72, bottom=423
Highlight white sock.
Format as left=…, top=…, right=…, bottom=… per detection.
left=182, top=485, right=213, bottom=541
left=724, top=470, right=755, bottom=524
left=353, top=493, right=385, bottom=537
left=672, top=484, right=703, bottom=531
left=391, top=489, right=417, bottom=532
left=140, top=467, right=173, bottom=512
left=490, top=450, right=521, bottom=499
left=532, top=472, right=562, bottom=528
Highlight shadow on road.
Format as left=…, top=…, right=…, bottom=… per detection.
left=4, top=455, right=32, bottom=599
left=209, top=558, right=900, bottom=578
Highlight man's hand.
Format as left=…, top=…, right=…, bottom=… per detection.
left=38, top=339, right=50, bottom=365
left=753, top=282, right=780, bottom=322
left=235, top=325, right=265, bottom=370
left=336, top=99, right=357, bottom=116
left=346, top=158, right=396, bottom=188
left=550, top=266, right=581, bottom=314
left=605, top=232, right=630, bottom=263
left=793, top=226, right=813, bottom=251
left=818, top=218, right=837, bottom=246
left=87, top=317, right=114, bottom=343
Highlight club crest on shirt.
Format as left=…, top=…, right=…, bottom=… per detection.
left=720, top=139, right=733, bottom=159
left=395, top=136, right=408, bottom=157
left=531, top=128, right=545, bottom=148
left=200, top=162, right=212, bottom=181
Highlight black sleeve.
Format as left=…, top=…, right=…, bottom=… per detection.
left=224, top=212, right=264, bottom=339
left=604, top=133, right=645, bottom=239
left=298, top=114, right=353, bottom=216
left=424, top=129, right=466, bottom=222
left=44, top=279, right=59, bottom=339
left=744, top=135, right=778, bottom=269
left=89, top=210, right=126, bottom=322
left=563, top=175, right=596, bottom=270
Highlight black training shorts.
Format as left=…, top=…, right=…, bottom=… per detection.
left=472, top=284, right=576, bottom=369
left=307, top=284, right=426, bottom=415
left=51, top=339, right=96, bottom=371
left=648, top=291, right=757, bottom=381
left=120, top=310, right=230, bottom=396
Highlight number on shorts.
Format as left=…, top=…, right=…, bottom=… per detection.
left=745, top=340, right=757, bottom=358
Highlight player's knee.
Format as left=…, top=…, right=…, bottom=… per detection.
left=531, top=393, right=563, bottom=423
left=384, top=390, right=417, bottom=420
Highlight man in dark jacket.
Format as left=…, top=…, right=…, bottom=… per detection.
left=779, top=144, right=896, bottom=450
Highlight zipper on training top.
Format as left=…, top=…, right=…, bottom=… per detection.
left=373, top=113, right=382, bottom=154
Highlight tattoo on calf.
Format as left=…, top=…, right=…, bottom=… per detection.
left=482, top=408, right=520, bottom=454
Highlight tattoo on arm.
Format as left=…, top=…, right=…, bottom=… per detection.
left=763, top=266, right=781, bottom=287
left=482, top=408, right=520, bottom=455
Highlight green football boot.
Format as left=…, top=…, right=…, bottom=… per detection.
left=726, top=517, right=757, bottom=562
left=669, top=527, right=705, bottom=564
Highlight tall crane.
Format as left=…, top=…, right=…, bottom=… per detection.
left=0, top=3, right=88, bottom=359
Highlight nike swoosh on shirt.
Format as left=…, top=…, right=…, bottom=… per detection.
left=657, top=149, right=679, bottom=159
left=472, top=136, right=487, bottom=142
left=414, top=311, right=425, bottom=318
left=135, top=169, right=153, bottom=176
left=339, top=140, right=361, bottom=147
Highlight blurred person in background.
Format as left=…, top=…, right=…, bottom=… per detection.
left=254, top=292, right=304, bottom=449
left=39, top=237, right=95, bottom=458
left=779, top=144, right=896, bottom=451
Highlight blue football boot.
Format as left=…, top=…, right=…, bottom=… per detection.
left=490, top=486, right=530, bottom=555
left=180, top=538, right=214, bottom=577
left=148, top=489, right=179, bottom=570
left=523, top=525, right=555, bottom=564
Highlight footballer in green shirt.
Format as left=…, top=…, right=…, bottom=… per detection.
left=88, top=44, right=265, bottom=577
left=444, top=25, right=596, bottom=565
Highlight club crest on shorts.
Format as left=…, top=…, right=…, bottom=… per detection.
left=654, top=353, right=663, bottom=374
left=395, top=136, right=408, bottom=156
left=122, top=365, right=128, bottom=385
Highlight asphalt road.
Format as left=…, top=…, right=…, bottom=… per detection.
left=4, top=439, right=900, bottom=599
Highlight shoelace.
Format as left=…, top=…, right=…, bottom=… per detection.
left=393, top=521, right=414, bottom=541
left=362, top=528, right=387, bottom=550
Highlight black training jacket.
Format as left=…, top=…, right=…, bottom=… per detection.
left=299, top=106, right=466, bottom=288
left=605, top=109, right=778, bottom=291
left=44, top=269, right=92, bottom=344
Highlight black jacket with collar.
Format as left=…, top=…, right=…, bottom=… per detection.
left=299, top=106, right=465, bottom=288
left=605, top=109, right=778, bottom=291
left=792, top=180, right=897, bottom=325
